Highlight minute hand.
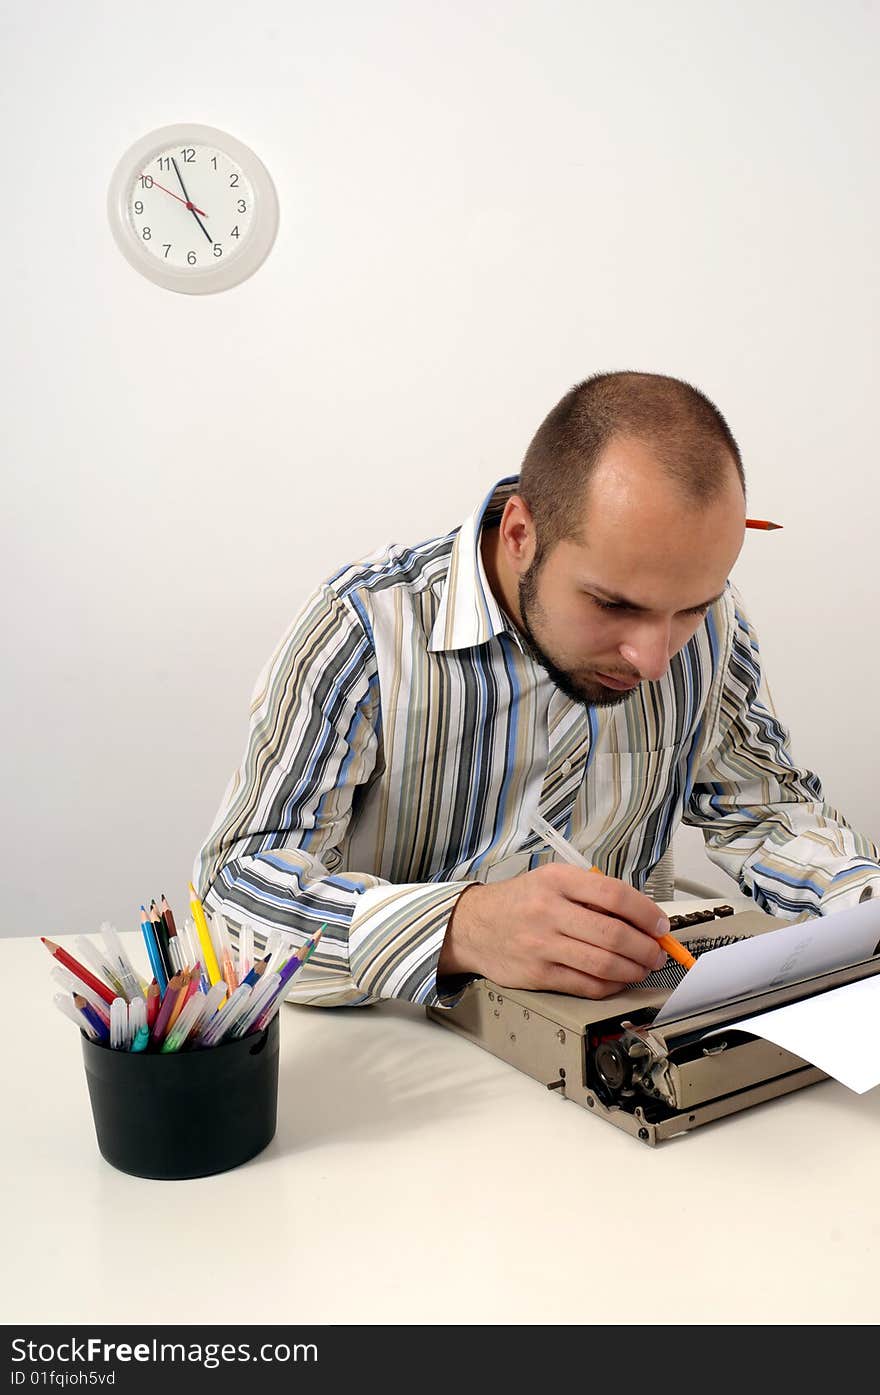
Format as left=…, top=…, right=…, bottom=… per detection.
left=172, top=156, right=212, bottom=245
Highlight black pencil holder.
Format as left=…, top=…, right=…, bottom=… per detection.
left=80, top=1014, right=279, bottom=1180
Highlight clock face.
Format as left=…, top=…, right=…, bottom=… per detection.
left=128, top=142, right=255, bottom=271
left=108, top=124, right=279, bottom=294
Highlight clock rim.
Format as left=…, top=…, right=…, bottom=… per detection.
left=107, top=122, right=279, bottom=295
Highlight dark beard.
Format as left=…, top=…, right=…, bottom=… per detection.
left=518, top=559, right=634, bottom=708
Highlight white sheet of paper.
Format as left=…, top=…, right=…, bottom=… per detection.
left=654, top=896, right=880, bottom=1026
left=706, top=974, right=880, bottom=1094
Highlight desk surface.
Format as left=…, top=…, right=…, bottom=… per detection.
left=4, top=898, right=879, bottom=1326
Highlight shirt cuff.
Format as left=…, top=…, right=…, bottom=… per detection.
left=819, top=862, right=880, bottom=914
left=348, top=880, right=476, bottom=1006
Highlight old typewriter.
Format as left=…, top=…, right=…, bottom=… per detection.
left=426, top=903, right=880, bottom=1145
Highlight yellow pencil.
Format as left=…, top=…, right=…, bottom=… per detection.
left=188, top=882, right=222, bottom=987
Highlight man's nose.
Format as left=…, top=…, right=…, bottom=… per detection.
left=619, top=622, right=672, bottom=683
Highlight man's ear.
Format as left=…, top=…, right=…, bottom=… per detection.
left=499, top=495, right=537, bottom=574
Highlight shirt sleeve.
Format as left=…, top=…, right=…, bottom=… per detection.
left=684, top=588, right=880, bottom=917
left=192, top=582, right=474, bottom=1009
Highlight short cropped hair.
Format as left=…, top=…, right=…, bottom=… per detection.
left=519, top=371, right=745, bottom=557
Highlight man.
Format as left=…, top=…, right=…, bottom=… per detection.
left=194, top=371, right=880, bottom=1009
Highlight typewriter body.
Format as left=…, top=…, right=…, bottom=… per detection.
left=426, top=905, right=880, bottom=1145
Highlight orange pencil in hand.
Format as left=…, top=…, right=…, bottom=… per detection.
left=529, top=814, right=698, bottom=971
left=655, top=933, right=696, bottom=970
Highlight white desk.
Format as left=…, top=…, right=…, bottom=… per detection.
left=4, top=901, right=880, bottom=1326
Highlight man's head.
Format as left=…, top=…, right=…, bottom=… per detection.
left=488, top=371, right=746, bottom=706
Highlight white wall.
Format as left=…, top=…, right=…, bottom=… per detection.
left=2, top=0, right=877, bottom=937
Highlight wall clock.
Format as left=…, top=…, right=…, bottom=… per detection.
left=107, top=123, right=279, bottom=294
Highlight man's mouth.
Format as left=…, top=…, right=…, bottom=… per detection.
left=594, top=671, right=640, bottom=692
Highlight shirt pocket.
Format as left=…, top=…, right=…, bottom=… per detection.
left=575, top=746, right=683, bottom=877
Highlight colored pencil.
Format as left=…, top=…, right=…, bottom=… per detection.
left=188, top=883, right=222, bottom=988
left=145, top=980, right=161, bottom=1030
left=139, top=907, right=167, bottom=994
left=150, top=900, right=174, bottom=983
left=164, top=969, right=193, bottom=1035
left=150, top=972, right=184, bottom=1045
left=528, top=815, right=697, bottom=970
left=160, top=894, right=178, bottom=939
left=74, top=993, right=111, bottom=1042
left=41, top=938, right=116, bottom=1006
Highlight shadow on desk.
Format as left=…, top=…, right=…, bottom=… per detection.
left=268, top=992, right=880, bottom=1160
left=804, top=1075, right=880, bottom=1126
left=270, top=1000, right=501, bottom=1156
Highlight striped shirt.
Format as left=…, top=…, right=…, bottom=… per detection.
left=194, top=477, right=880, bottom=1008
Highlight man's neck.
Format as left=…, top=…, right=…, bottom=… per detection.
left=480, top=523, right=525, bottom=634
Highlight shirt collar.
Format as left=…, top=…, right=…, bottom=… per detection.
left=429, top=476, right=522, bottom=653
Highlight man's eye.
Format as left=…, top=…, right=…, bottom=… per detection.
left=589, top=594, right=711, bottom=618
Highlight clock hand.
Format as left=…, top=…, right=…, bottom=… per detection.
left=144, top=176, right=208, bottom=218
left=172, top=156, right=213, bottom=245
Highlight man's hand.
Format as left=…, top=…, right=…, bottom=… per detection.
left=438, top=863, right=671, bottom=998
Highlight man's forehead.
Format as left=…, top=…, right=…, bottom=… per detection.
left=552, top=524, right=739, bottom=614
left=573, top=452, right=745, bottom=561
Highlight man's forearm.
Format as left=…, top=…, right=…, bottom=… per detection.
left=201, top=853, right=477, bottom=1008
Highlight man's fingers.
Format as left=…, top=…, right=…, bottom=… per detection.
left=554, top=900, right=668, bottom=971
left=554, top=932, right=663, bottom=984
left=550, top=863, right=670, bottom=939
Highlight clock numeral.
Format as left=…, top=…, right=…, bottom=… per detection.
left=157, top=156, right=171, bottom=171
left=213, top=244, right=223, bottom=258
left=134, top=200, right=144, bottom=214
left=180, top=147, right=195, bottom=162
left=236, top=199, right=247, bottom=213
left=187, top=251, right=197, bottom=265
left=231, top=226, right=240, bottom=239
left=142, top=226, right=152, bottom=240
left=139, top=174, right=154, bottom=188
left=211, top=156, right=218, bottom=169
left=163, top=244, right=171, bottom=259
left=229, top=173, right=239, bottom=187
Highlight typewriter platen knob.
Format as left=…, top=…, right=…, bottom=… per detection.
left=593, top=1040, right=631, bottom=1093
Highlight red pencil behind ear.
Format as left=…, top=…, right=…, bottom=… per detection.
left=745, top=519, right=783, bottom=530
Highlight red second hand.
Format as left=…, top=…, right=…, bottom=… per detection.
left=142, top=175, right=208, bottom=218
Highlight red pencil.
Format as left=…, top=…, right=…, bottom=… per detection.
left=745, top=518, right=782, bottom=530
left=145, top=981, right=161, bottom=1030
left=41, top=937, right=116, bottom=1006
